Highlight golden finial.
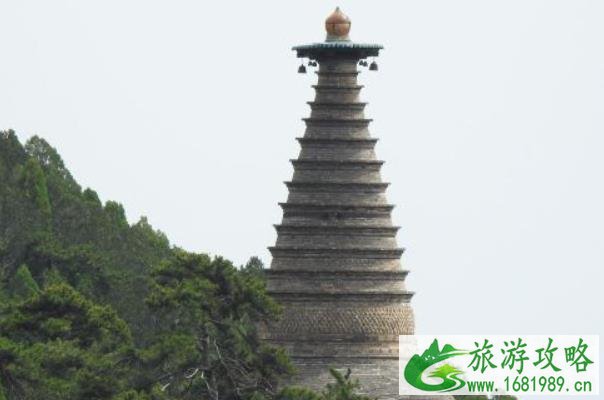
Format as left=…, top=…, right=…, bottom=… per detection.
left=325, top=7, right=351, bottom=41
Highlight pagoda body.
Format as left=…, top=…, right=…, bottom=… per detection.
left=264, top=9, right=445, bottom=399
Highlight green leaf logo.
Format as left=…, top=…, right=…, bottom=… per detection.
left=404, top=339, right=467, bottom=392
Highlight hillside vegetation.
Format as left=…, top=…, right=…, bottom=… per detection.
left=0, top=130, right=503, bottom=400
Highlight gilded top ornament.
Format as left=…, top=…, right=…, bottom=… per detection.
left=325, top=7, right=351, bottom=41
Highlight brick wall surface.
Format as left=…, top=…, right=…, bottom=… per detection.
left=264, top=55, right=441, bottom=399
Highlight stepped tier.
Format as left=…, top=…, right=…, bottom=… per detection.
left=285, top=181, right=389, bottom=191
left=274, top=226, right=399, bottom=248
left=266, top=50, right=415, bottom=356
left=308, top=101, right=367, bottom=120
left=279, top=202, right=395, bottom=214
left=291, top=159, right=384, bottom=182
left=312, top=86, right=364, bottom=103
left=302, top=118, right=373, bottom=126
left=268, top=247, right=405, bottom=258
left=262, top=14, right=446, bottom=398
left=274, top=224, right=399, bottom=235
left=268, top=269, right=409, bottom=296
left=279, top=203, right=395, bottom=230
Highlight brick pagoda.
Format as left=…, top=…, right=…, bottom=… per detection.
left=264, top=8, right=442, bottom=399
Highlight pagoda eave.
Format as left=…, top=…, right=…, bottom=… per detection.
left=268, top=247, right=405, bottom=258
left=265, top=269, right=410, bottom=278
left=278, top=202, right=395, bottom=210
left=290, top=159, right=384, bottom=166
left=302, top=117, right=373, bottom=124
left=273, top=224, right=400, bottom=235
left=268, top=291, right=414, bottom=303
left=293, top=42, right=383, bottom=60
left=296, top=137, right=378, bottom=144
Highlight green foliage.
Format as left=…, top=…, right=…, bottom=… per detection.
left=23, top=237, right=110, bottom=297
left=24, top=136, right=76, bottom=189
left=20, top=158, right=52, bottom=224
left=0, top=131, right=26, bottom=170
left=0, top=131, right=377, bottom=400
left=321, top=369, right=373, bottom=400
left=276, top=387, right=322, bottom=400
left=277, top=369, right=374, bottom=400
left=139, top=250, right=292, bottom=399
left=242, top=256, right=265, bottom=276
left=0, top=130, right=172, bottom=342
left=6, top=265, right=39, bottom=300
left=104, top=201, right=129, bottom=230
left=0, top=283, right=133, bottom=400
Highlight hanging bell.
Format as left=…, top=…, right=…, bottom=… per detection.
left=369, top=61, right=378, bottom=71
left=298, top=64, right=307, bottom=74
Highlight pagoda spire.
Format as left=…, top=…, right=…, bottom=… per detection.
left=263, top=9, right=441, bottom=398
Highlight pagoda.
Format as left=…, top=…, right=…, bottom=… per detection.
left=264, top=8, right=440, bottom=399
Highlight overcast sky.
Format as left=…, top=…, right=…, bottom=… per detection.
left=1, top=1, right=602, bottom=395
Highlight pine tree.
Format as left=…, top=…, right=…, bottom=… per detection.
left=0, top=283, right=134, bottom=399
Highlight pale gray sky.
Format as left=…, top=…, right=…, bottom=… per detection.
left=1, top=1, right=602, bottom=396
